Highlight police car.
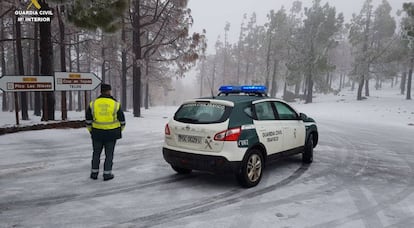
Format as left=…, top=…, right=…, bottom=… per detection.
left=163, top=85, right=318, bottom=187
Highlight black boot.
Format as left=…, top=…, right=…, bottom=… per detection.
left=103, top=173, right=114, bottom=181
left=90, top=172, right=98, bottom=180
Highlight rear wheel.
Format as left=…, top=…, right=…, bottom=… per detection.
left=237, top=149, right=263, bottom=188
left=303, top=135, right=314, bottom=164
left=171, top=165, right=192, bottom=174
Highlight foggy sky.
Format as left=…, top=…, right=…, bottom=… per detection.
left=188, top=0, right=407, bottom=53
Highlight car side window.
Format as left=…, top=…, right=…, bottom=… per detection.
left=274, top=102, right=298, bottom=120
left=244, top=106, right=253, bottom=118
left=254, top=102, right=275, bottom=120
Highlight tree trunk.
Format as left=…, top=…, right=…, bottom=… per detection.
left=25, top=27, right=33, bottom=111
left=39, top=0, right=55, bottom=121
left=325, top=72, right=330, bottom=94
left=265, top=36, right=272, bottom=89
left=329, top=74, right=333, bottom=89
left=283, top=82, right=287, bottom=100
left=57, top=5, right=67, bottom=120
left=270, top=60, right=278, bottom=97
left=244, top=62, right=249, bottom=84
left=236, top=57, right=241, bottom=85
left=305, top=71, right=313, bottom=104
left=132, top=0, right=142, bottom=117
left=375, top=76, right=380, bottom=90
left=358, top=6, right=371, bottom=101
left=144, top=60, right=149, bottom=110
left=33, top=23, right=41, bottom=116
left=85, top=41, right=92, bottom=111
left=222, top=42, right=227, bottom=85
left=121, top=17, right=127, bottom=111
left=401, top=71, right=407, bottom=95
left=1, top=14, right=7, bottom=112
left=68, top=32, right=73, bottom=111
left=365, top=79, right=370, bottom=97
left=199, top=59, right=205, bottom=97
left=76, top=34, right=82, bottom=112
left=15, top=15, right=29, bottom=120
left=212, top=61, right=216, bottom=95
left=145, top=80, right=149, bottom=110
left=294, top=81, right=301, bottom=97
left=357, top=75, right=365, bottom=100
left=342, top=74, right=346, bottom=89
left=101, top=33, right=106, bottom=83
left=407, top=58, right=413, bottom=100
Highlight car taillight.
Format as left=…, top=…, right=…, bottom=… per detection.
left=165, top=124, right=171, bottom=135
left=214, top=127, right=241, bottom=141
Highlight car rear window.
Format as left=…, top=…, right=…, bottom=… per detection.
left=174, top=102, right=231, bottom=124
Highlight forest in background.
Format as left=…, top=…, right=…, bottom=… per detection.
left=0, top=0, right=413, bottom=123
left=196, top=0, right=414, bottom=104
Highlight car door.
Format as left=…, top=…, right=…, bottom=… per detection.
left=252, top=101, right=284, bottom=155
left=272, top=101, right=305, bottom=151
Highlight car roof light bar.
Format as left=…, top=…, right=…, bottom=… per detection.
left=240, top=85, right=267, bottom=93
left=218, top=85, right=267, bottom=96
left=219, top=85, right=241, bottom=93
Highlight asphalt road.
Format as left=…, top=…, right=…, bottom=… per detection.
left=1, top=118, right=414, bottom=228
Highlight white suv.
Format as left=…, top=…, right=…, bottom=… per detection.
left=163, top=86, right=318, bottom=187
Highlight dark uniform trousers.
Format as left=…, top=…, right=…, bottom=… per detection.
left=92, top=139, right=116, bottom=174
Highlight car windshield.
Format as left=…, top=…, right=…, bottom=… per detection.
left=174, top=102, right=230, bottom=124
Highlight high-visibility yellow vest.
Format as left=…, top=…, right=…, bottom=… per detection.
left=90, top=98, right=121, bottom=130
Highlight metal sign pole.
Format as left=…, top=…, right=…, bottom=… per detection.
left=14, top=92, right=19, bottom=125
left=84, top=91, right=88, bottom=111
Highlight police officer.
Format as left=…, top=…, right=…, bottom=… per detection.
left=86, top=83, right=125, bottom=181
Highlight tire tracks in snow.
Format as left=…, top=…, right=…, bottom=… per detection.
left=0, top=174, right=195, bottom=212
left=112, top=163, right=310, bottom=228
left=308, top=122, right=414, bottom=228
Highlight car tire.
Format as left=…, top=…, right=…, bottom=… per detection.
left=303, top=135, right=314, bottom=164
left=171, top=165, right=192, bottom=174
left=237, top=149, right=263, bottom=188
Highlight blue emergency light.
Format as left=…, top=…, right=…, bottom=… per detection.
left=219, top=85, right=241, bottom=93
left=218, top=85, right=267, bottom=95
left=241, top=85, right=267, bottom=93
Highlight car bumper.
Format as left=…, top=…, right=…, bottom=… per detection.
left=163, top=147, right=241, bottom=174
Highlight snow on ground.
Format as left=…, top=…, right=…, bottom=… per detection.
left=294, top=88, right=414, bottom=128
left=1, top=87, right=413, bottom=129
left=1, top=87, right=414, bottom=228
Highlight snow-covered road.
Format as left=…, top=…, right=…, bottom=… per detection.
left=1, top=90, right=414, bottom=227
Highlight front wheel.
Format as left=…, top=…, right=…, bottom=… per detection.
left=237, top=149, right=264, bottom=188
left=302, top=135, right=314, bottom=164
left=171, top=165, right=192, bottom=174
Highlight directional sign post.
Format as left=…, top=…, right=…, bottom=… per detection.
left=0, top=76, right=54, bottom=125
left=0, top=73, right=101, bottom=125
left=54, top=72, right=101, bottom=91
left=0, top=75, right=54, bottom=92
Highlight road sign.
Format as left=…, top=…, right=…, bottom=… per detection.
left=0, top=76, right=54, bottom=92
left=55, top=72, right=101, bottom=91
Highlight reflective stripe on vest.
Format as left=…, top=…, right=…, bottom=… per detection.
left=90, top=98, right=121, bottom=130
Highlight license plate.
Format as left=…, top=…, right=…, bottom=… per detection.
left=178, top=135, right=202, bottom=144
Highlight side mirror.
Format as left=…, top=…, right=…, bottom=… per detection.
left=300, top=113, right=308, bottom=121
